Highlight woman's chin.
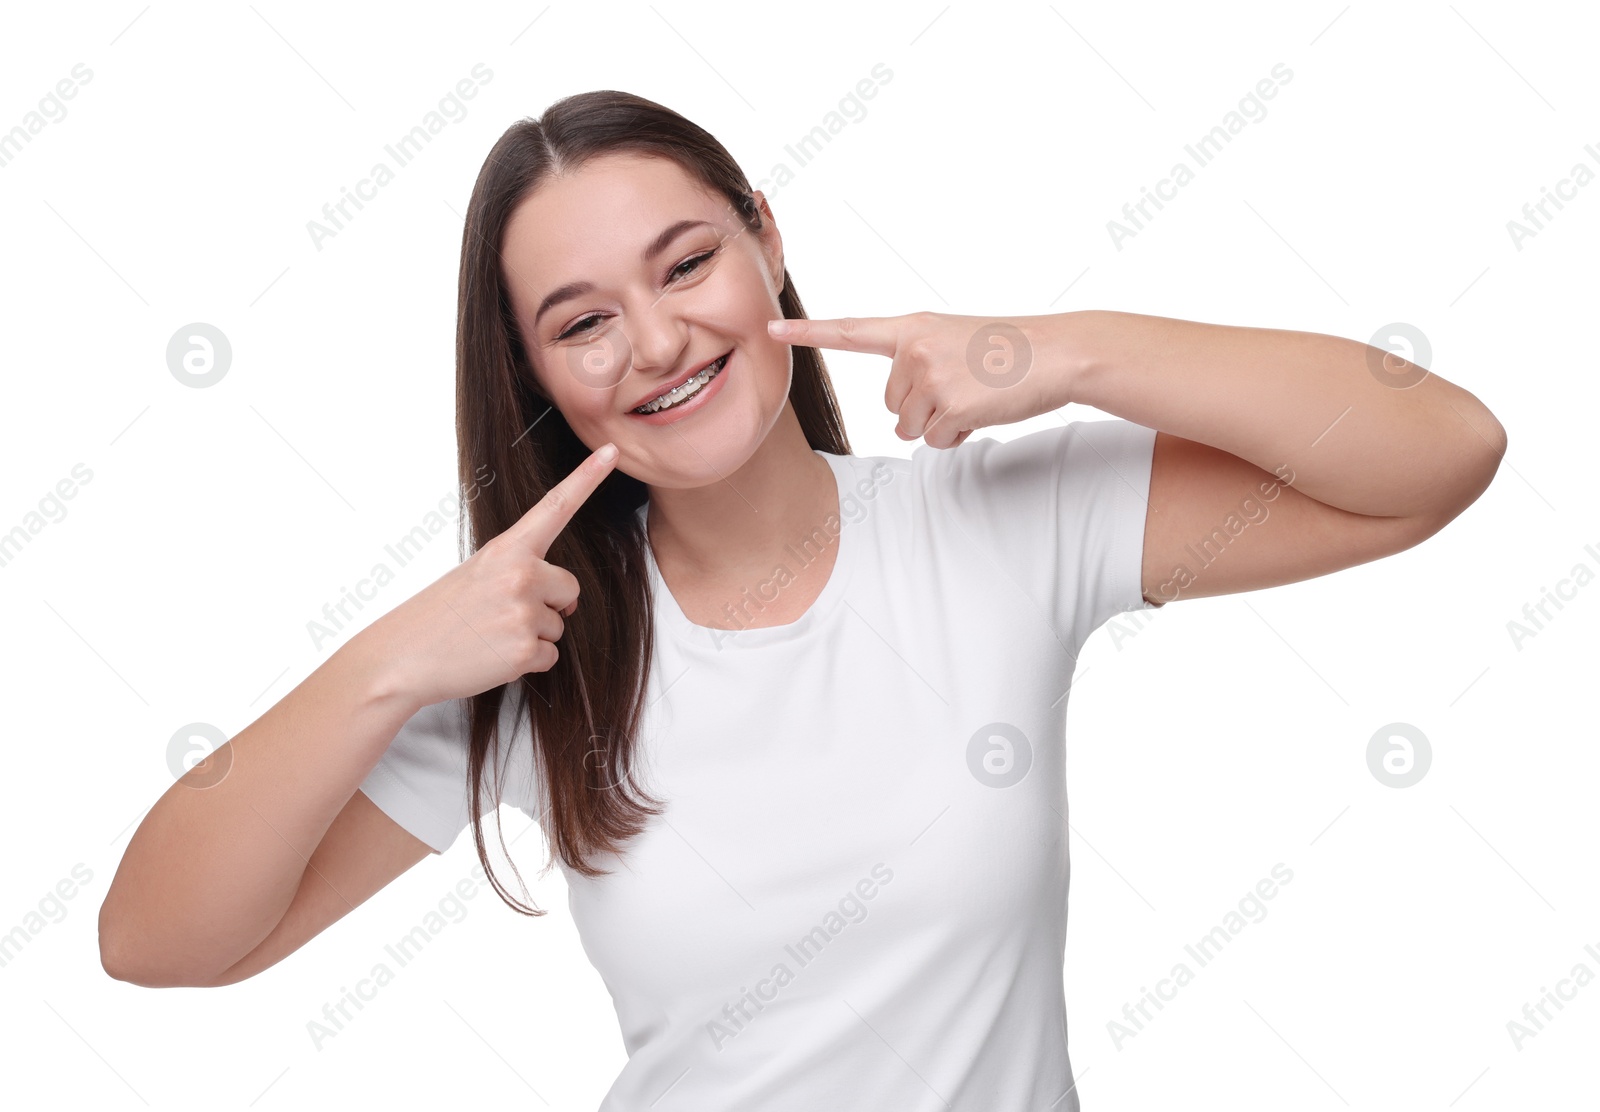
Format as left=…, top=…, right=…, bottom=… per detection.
left=625, top=408, right=781, bottom=490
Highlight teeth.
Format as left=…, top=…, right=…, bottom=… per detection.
left=635, top=354, right=725, bottom=414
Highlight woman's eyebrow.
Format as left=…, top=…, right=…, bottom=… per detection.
left=532, top=219, right=716, bottom=330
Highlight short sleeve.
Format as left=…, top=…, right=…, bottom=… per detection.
left=918, top=418, right=1159, bottom=659
left=359, top=693, right=542, bottom=854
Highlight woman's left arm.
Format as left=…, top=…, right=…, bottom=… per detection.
left=768, top=309, right=1509, bottom=607
left=1052, top=310, right=1507, bottom=605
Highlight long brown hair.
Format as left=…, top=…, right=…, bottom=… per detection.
left=455, top=90, right=851, bottom=914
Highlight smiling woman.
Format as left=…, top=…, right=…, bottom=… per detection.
left=349, top=89, right=1157, bottom=1109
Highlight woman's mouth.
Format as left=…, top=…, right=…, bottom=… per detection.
left=629, top=351, right=730, bottom=421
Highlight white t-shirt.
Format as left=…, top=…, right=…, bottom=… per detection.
left=359, top=418, right=1159, bottom=1110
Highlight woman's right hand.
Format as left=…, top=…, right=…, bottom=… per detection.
left=356, top=443, right=620, bottom=711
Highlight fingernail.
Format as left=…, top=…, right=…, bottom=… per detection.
left=767, top=319, right=791, bottom=337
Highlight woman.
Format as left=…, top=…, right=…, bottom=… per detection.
left=100, top=90, right=1506, bottom=1108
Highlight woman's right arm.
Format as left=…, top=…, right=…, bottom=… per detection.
left=98, top=443, right=618, bottom=988
left=98, top=639, right=431, bottom=988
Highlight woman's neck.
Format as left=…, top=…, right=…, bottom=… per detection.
left=643, top=409, right=840, bottom=627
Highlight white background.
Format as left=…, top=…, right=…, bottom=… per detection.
left=1, top=1, right=1594, bottom=1108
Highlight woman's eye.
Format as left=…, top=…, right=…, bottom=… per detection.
left=668, top=249, right=717, bottom=283
left=558, top=314, right=603, bottom=341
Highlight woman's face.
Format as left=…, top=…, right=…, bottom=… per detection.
left=501, top=151, right=792, bottom=488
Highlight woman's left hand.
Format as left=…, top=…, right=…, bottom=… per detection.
left=767, top=312, right=1073, bottom=449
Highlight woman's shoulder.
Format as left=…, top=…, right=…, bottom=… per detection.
left=832, top=418, right=1154, bottom=511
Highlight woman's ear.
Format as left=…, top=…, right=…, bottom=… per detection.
left=751, top=189, right=784, bottom=290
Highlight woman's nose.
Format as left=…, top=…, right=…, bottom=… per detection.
left=623, top=295, right=690, bottom=377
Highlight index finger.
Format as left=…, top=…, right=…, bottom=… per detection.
left=768, top=316, right=901, bottom=357
left=513, top=442, right=619, bottom=558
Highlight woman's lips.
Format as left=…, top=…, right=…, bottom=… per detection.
left=630, top=349, right=728, bottom=411
left=627, top=350, right=731, bottom=424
